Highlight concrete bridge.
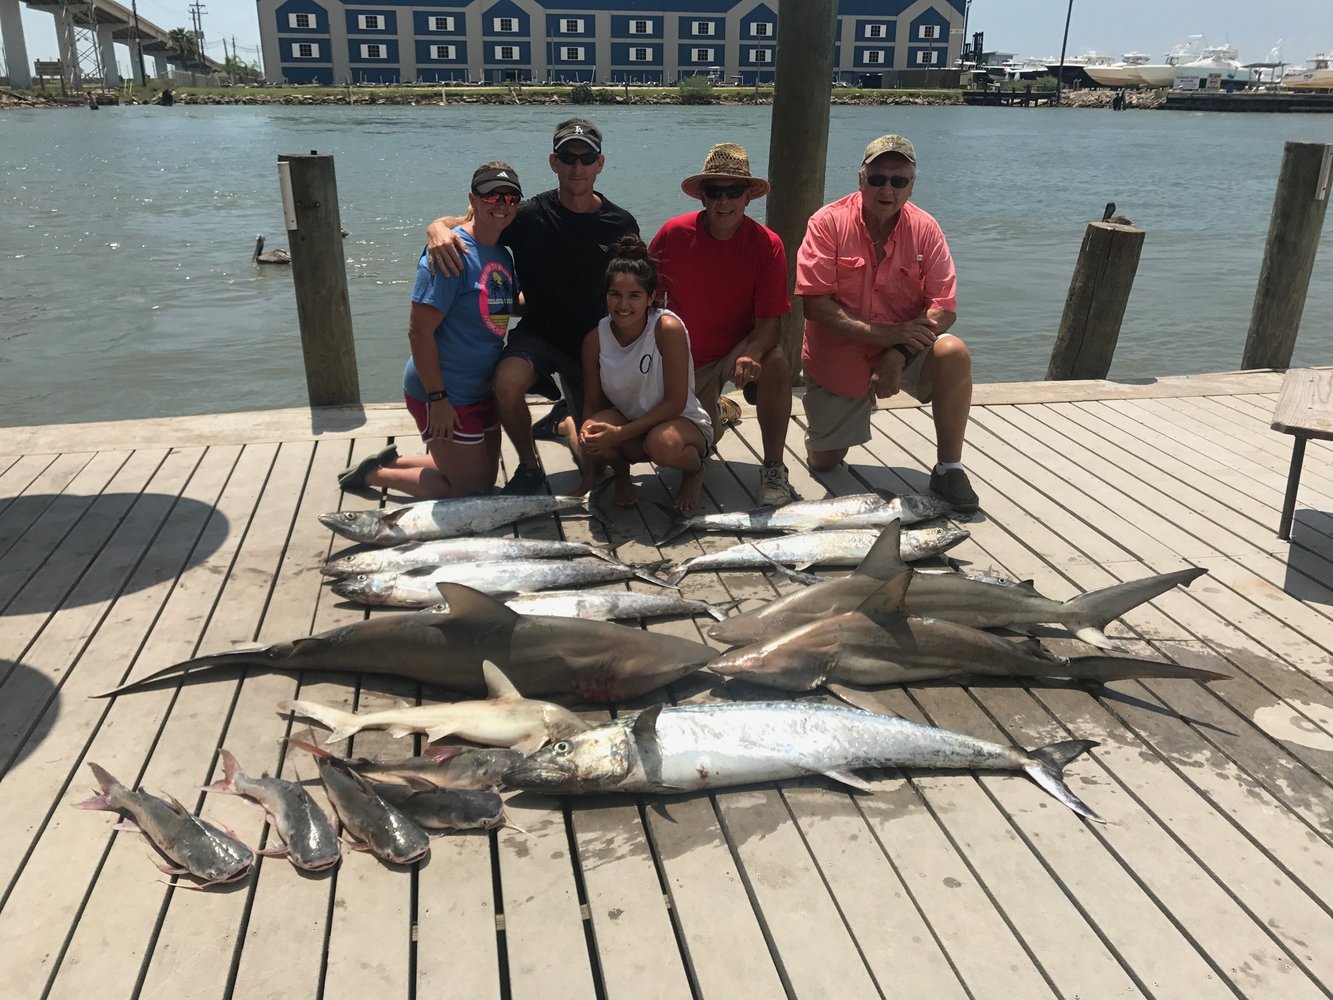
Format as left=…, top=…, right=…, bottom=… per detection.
left=1, top=0, right=223, bottom=88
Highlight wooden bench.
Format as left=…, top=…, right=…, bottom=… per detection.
left=1271, top=368, right=1333, bottom=539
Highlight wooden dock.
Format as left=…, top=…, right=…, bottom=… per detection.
left=2, top=368, right=1331, bottom=1000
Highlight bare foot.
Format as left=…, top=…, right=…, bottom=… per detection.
left=674, top=466, right=705, bottom=511
left=613, top=469, right=636, bottom=507
left=572, top=467, right=600, bottom=497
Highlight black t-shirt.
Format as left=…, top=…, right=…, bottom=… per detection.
left=501, top=188, right=638, bottom=358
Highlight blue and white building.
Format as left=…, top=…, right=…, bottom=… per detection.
left=257, top=0, right=964, bottom=87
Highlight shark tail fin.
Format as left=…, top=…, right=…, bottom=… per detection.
left=280, top=700, right=363, bottom=744
left=1060, top=567, right=1207, bottom=632
left=1023, top=740, right=1104, bottom=822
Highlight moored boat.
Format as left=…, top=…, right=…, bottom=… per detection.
left=1084, top=52, right=1152, bottom=87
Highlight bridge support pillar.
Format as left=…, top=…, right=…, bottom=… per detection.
left=0, top=0, right=32, bottom=88
left=96, top=25, right=119, bottom=86
left=152, top=54, right=167, bottom=79
left=56, top=6, right=82, bottom=87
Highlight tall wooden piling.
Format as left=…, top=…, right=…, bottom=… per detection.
left=766, top=0, right=837, bottom=375
left=1242, top=141, right=1332, bottom=370
left=1046, top=221, right=1145, bottom=381
left=278, top=152, right=360, bottom=407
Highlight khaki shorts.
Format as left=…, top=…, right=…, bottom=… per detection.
left=693, top=340, right=748, bottom=443
left=803, top=340, right=940, bottom=452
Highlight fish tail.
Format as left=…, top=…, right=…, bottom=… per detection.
left=664, top=564, right=689, bottom=587
left=73, top=762, right=121, bottom=810
left=202, top=748, right=243, bottom=794
left=633, top=567, right=678, bottom=589
left=650, top=501, right=692, bottom=545
left=93, top=647, right=281, bottom=698
left=705, top=598, right=745, bottom=622
left=1061, top=567, right=1207, bottom=634
left=1022, top=740, right=1104, bottom=822
left=280, top=700, right=363, bottom=743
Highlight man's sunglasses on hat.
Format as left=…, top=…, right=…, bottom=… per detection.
left=702, top=182, right=749, bottom=201
left=475, top=190, right=522, bottom=205
left=865, top=173, right=912, bottom=189
left=555, top=149, right=600, bottom=166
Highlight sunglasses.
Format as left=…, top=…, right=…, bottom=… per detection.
left=475, top=190, right=521, bottom=206
left=702, top=183, right=749, bottom=201
left=555, top=149, right=600, bottom=166
left=865, top=173, right=913, bottom=189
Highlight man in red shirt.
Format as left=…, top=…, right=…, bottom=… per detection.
left=650, top=143, right=797, bottom=506
left=794, top=135, right=978, bottom=512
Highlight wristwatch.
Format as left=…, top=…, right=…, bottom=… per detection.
left=892, top=345, right=915, bottom=362
left=427, top=389, right=449, bottom=403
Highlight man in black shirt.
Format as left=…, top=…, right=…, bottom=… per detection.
left=428, top=118, right=638, bottom=494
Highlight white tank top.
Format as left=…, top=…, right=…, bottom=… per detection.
left=597, top=308, right=714, bottom=446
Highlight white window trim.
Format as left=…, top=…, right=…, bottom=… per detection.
left=629, top=19, right=651, bottom=35
left=494, top=17, right=517, bottom=33
left=693, top=48, right=714, bottom=62
left=750, top=22, right=774, bottom=38
left=865, top=50, right=883, bottom=64
left=691, top=20, right=714, bottom=37
left=561, top=18, right=584, bottom=34
left=357, top=14, right=381, bottom=31
left=561, top=46, right=584, bottom=60
left=288, top=13, right=311, bottom=29
left=629, top=47, right=651, bottom=62
left=750, top=48, right=772, bottom=63
left=916, top=49, right=939, bottom=64
left=919, top=25, right=940, bottom=40
left=360, top=43, right=385, bottom=59
left=496, top=44, right=518, bottom=60
left=430, top=16, right=454, bottom=32
left=432, top=43, right=456, bottom=59
left=294, top=41, right=318, bottom=58
left=867, top=23, right=886, bottom=39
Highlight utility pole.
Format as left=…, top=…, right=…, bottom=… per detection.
left=188, top=1, right=207, bottom=71
left=129, top=0, right=147, bottom=83
left=1055, top=0, right=1073, bottom=106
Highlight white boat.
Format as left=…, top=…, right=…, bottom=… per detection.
left=1169, top=45, right=1254, bottom=89
left=1130, top=36, right=1206, bottom=87
left=1284, top=52, right=1333, bottom=90
left=1084, top=52, right=1152, bottom=88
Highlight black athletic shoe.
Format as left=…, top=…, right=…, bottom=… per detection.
left=501, top=463, right=546, bottom=496
left=337, top=444, right=398, bottom=490
left=532, top=399, right=569, bottom=441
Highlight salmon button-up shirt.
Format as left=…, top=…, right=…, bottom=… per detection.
left=795, top=192, right=957, bottom=399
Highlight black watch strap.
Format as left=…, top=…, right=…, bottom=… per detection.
left=892, top=344, right=915, bottom=362
left=427, top=390, right=449, bottom=403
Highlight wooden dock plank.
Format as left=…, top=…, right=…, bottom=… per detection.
left=0, top=452, right=92, bottom=552
left=0, top=452, right=60, bottom=520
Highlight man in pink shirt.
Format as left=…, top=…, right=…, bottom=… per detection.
left=650, top=143, right=797, bottom=506
left=794, top=134, right=978, bottom=512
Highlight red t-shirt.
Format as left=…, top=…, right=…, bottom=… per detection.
left=649, top=212, right=792, bottom=366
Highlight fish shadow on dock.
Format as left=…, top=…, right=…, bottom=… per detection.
left=0, top=660, right=59, bottom=775
left=0, top=494, right=228, bottom=616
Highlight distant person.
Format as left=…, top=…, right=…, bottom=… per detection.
left=578, top=236, right=713, bottom=511
left=794, top=134, right=978, bottom=513
left=1022, top=82, right=1033, bottom=106
left=1112, top=89, right=1126, bottom=111
left=338, top=163, right=522, bottom=497
left=426, top=118, right=638, bottom=495
left=649, top=142, right=797, bottom=506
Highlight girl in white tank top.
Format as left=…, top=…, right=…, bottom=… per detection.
left=578, top=236, right=714, bottom=511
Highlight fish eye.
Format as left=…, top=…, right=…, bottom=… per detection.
left=552, top=741, right=571, bottom=755
left=342, top=512, right=356, bottom=521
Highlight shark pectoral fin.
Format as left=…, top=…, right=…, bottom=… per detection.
left=855, top=520, right=907, bottom=580
left=824, top=683, right=900, bottom=717
left=511, top=733, right=547, bottom=756
left=434, top=583, right=521, bottom=625
left=822, top=769, right=873, bottom=792
left=855, top=569, right=913, bottom=617
left=1073, top=627, right=1123, bottom=650
left=482, top=660, right=522, bottom=700
left=400, top=774, right=437, bottom=791
left=388, top=725, right=421, bottom=739
left=112, top=820, right=143, bottom=834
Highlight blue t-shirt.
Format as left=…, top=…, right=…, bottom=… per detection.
left=403, top=229, right=519, bottom=406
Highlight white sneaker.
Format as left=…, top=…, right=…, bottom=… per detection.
left=758, top=463, right=799, bottom=506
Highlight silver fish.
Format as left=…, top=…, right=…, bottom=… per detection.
left=201, top=749, right=341, bottom=871
left=280, top=661, right=589, bottom=754
left=330, top=559, right=673, bottom=608
left=658, top=491, right=952, bottom=543
left=662, top=521, right=968, bottom=585
left=707, top=571, right=1229, bottom=688
left=420, top=589, right=733, bottom=622
left=708, top=521, right=1209, bottom=649
left=504, top=702, right=1104, bottom=821
left=371, top=784, right=508, bottom=832
left=292, top=738, right=431, bottom=864
left=74, top=763, right=254, bottom=884
left=319, top=495, right=588, bottom=546
left=321, top=537, right=623, bottom=578
left=345, top=747, right=522, bottom=791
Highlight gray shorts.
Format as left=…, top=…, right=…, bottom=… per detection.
left=803, top=341, right=938, bottom=453
left=692, top=341, right=748, bottom=443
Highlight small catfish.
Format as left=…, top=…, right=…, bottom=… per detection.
left=344, top=746, right=523, bottom=791
left=201, top=749, right=341, bottom=871
left=74, top=762, right=254, bottom=886
left=372, top=782, right=510, bottom=832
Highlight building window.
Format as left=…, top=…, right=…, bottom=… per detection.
left=691, top=21, right=714, bottom=37
left=629, top=47, right=650, bottom=62
left=361, top=43, right=383, bottom=59
left=561, top=18, right=583, bottom=33
left=561, top=46, right=584, bottom=60
left=867, top=24, right=886, bottom=39
left=865, top=50, right=883, bottom=65
left=494, top=17, right=517, bottom=33
left=693, top=48, right=714, bottom=62
left=751, top=22, right=774, bottom=38
left=288, top=13, right=311, bottom=29
left=629, top=19, right=651, bottom=35
left=294, top=42, right=318, bottom=58
left=357, top=14, right=380, bottom=30
left=919, top=25, right=940, bottom=40
left=751, top=48, right=772, bottom=63
left=432, top=44, right=456, bottom=59
left=917, top=49, right=939, bottom=64
left=497, top=45, right=518, bottom=60
left=430, top=16, right=454, bottom=32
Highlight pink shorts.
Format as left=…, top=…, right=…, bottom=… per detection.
left=405, top=394, right=500, bottom=446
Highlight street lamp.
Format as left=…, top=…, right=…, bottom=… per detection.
left=1055, top=0, right=1073, bottom=105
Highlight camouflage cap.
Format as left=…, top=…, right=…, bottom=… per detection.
left=861, top=134, right=916, bottom=165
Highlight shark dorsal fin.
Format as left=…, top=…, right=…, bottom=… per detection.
left=435, top=583, right=520, bottom=625
left=854, top=569, right=913, bottom=617
left=631, top=704, right=665, bottom=750
left=482, top=660, right=521, bottom=700
left=854, top=520, right=907, bottom=580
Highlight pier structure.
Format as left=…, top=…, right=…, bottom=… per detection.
left=2, top=368, right=1332, bottom=997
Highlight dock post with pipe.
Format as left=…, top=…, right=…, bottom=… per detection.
left=1046, top=218, right=1145, bottom=380
left=277, top=152, right=360, bottom=407
left=1241, top=141, right=1332, bottom=371
left=766, top=0, right=837, bottom=380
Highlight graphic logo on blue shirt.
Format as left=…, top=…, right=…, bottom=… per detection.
left=479, top=261, right=516, bottom=337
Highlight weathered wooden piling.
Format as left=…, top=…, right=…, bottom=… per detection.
left=1046, top=220, right=1146, bottom=381
left=766, top=0, right=837, bottom=375
left=278, top=152, right=360, bottom=407
left=1242, top=141, right=1332, bottom=371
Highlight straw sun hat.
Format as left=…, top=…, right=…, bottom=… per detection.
left=681, top=143, right=771, bottom=200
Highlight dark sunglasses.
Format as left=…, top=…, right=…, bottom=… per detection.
left=702, top=183, right=749, bottom=201
left=555, top=149, right=600, bottom=166
left=865, top=173, right=912, bottom=189
left=475, top=190, right=521, bottom=205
